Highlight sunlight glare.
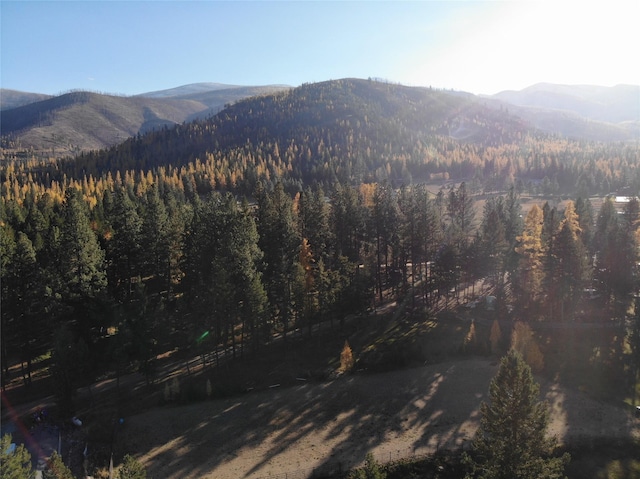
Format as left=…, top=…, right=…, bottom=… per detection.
left=409, top=1, right=640, bottom=94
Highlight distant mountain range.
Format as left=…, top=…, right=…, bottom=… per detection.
left=1, top=89, right=53, bottom=110
left=491, top=83, right=639, bottom=123
left=1, top=81, right=637, bottom=159
left=486, top=83, right=639, bottom=142
left=1, top=83, right=291, bottom=157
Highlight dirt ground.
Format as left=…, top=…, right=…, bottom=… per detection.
left=119, top=358, right=640, bottom=479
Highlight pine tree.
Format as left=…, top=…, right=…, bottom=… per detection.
left=256, top=182, right=300, bottom=341
left=42, top=451, right=75, bottom=479
left=447, top=182, right=476, bottom=251
left=58, top=188, right=106, bottom=301
left=3, top=232, right=49, bottom=387
left=463, top=350, right=569, bottom=479
left=331, top=183, right=367, bottom=262
left=140, top=185, right=169, bottom=286
left=49, top=325, right=89, bottom=416
left=107, top=187, right=143, bottom=300
left=0, top=434, right=35, bottom=479
left=553, top=203, right=588, bottom=320
left=479, top=200, right=507, bottom=288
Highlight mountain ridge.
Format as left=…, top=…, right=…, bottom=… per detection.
left=0, top=83, right=291, bottom=157
left=0, top=88, right=53, bottom=110
left=1, top=80, right=637, bottom=161
left=489, top=83, right=639, bottom=124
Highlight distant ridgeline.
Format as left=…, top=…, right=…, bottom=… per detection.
left=2, top=78, right=638, bottom=203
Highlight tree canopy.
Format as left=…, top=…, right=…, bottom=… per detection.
left=464, top=350, right=569, bottom=479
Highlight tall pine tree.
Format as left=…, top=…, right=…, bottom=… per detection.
left=464, top=350, right=569, bottom=479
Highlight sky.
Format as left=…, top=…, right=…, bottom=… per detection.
left=1, top=0, right=639, bottom=97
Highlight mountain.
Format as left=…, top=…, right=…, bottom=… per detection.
left=11, top=78, right=639, bottom=199
left=1, top=91, right=206, bottom=156
left=1, top=83, right=291, bottom=157
left=138, top=83, right=292, bottom=120
left=0, top=89, right=52, bottom=110
left=487, top=83, right=640, bottom=141
left=48, top=78, right=532, bottom=188
left=492, top=83, right=639, bottom=123
left=137, top=82, right=241, bottom=98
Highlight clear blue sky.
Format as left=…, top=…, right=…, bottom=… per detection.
left=2, top=1, right=638, bottom=96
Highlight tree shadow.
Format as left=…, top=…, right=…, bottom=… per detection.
left=119, top=358, right=498, bottom=479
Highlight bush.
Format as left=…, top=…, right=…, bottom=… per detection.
left=349, top=453, right=387, bottom=479
left=117, top=454, right=147, bottom=479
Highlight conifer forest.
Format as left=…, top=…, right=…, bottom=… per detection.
left=2, top=79, right=640, bottom=478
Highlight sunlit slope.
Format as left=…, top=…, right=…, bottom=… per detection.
left=65, top=78, right=530, bottom=181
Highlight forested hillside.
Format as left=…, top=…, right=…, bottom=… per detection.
left=5, top=79, right=639, bottom=205
left=0, top=84, right=290, bottom=158
left=1, top=78, right=639, bottom=424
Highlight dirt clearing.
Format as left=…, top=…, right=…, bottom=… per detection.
left=120, top=358, right=639, bottom=479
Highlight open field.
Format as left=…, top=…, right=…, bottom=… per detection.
left=119, top=358, right=639, bottom=479
left=3, top=292, right=639, bottom=478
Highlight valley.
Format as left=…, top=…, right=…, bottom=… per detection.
left=2, top=78, right=640, bottom=478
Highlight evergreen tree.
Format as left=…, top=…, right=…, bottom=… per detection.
left=298, top=185, right=331, bottom=262
left=514, top=205, right=545, bottom=314
left=372, top=182, right=399, bottom=303
left=3, top=232, right=49, bottom=387
left=593, top=197, right=620, bottom=301
left=140, top=185, right=169, bottom=288
left=331, top=183, right=367, bottom=263
left=164, top=193, right=188, bottom=297
left=479, top=199, right=508, bottom=288
left=49, top=325, right=89, bottom=416
left=553, top=202, right=589, bottom=320
left=107, top=187, right=143, bottom=300
left=0, top=434, right=35, bottom=479
left=256, top=182, right=300, bottom=340
left=464, top=350, right=569, bottom=479
left=631, top=298, right=640, bottom=407
left=575, top=197, right=594, bottom=254
left=540, top=203, right=560, bottom=317
left=57, top=188, right=106, bottom=301
left=224, top=196, right=268, bottom=356
left=0, top=223, right=17, bottom=386
left=501, top=187, right=524, bottom=282
left=42, top=451, right=75, bottom=479
left=447, top=182, right=475, bottom=251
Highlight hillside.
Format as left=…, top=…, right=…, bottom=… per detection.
left=0, top=91, right=206, bottom=156
left=49, top=79, right=531, bottom=188
left=28, top=78, right=638, bottom=200
left=0, top=84, right=290, bottom=157
left=0, top=88, right=52, bottom=110
left=492, top=83, right=640, bottom=123
left=488, top=83, right=640, bottom=142
left=137, top=82, right=242, bottom=98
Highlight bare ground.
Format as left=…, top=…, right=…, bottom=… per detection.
left=120, top=358, right=640, bottom=479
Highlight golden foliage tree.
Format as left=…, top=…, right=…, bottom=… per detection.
left=515, top=204, right=545, bottom=307
left=340, top=340, right=355, bottom=373
left=511, top=321, right=544, bottom=373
